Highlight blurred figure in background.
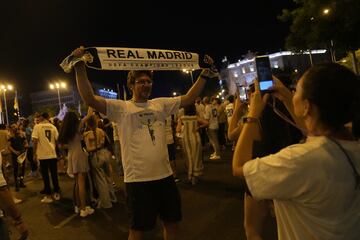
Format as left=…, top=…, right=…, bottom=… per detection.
left=58, top=110, right=95, bottom=217
left=177, top=104, right=208, bottom=185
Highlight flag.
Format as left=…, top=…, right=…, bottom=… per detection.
left=14, top=91, right=19, bottom=111
left=123, top=85, right=127, bottom=101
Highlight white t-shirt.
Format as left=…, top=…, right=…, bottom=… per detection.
left=204, top=104, right=218, bottom=130
left=106, top=97, right=181, bottom=183
left=243, top=136, right=360, bottom=240
left=32, top=121, right=58, bottom=160
left=195, top=103, right=205, bottom=118
left=225, top=103, right=234, bottom=124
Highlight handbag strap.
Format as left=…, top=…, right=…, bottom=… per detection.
left=328, top=138, right=360, bottom=189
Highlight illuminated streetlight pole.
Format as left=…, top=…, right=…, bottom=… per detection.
left=50, top=81, right=67, bottom=111
left=1, top=85, right=13, bottom=125
left=321, top=8, right=336, bottom=62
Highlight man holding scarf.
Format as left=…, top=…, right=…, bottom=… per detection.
left=68, top=46, right=217, bottom=240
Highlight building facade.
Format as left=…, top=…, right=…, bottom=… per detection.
left=224, top=50, right=331, bottom=95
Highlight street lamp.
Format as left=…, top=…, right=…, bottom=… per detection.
left=49, top=81, right=67, bottom=111
left=323, top=8, right=330, bottom=15
left=1, top=84, right=13, bottom=125
left=182, top=69, right=194, bottom=84
left=173, top=92, right=177, bottom=96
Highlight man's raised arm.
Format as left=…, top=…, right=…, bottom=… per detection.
left=73, top=47, right=106, bottom=115
left=181, top=55, right=218, bottom=108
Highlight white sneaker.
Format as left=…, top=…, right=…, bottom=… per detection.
left=13, top=197, right=22, bottom=204
left=85, top=206, right=95, bottom=215
left=80, top=206, right=95, bottom=217
left=53, top=193, right=61, bottom=201
left=41, top=196, right=54, bottom=203
left=210, top=155, right=221, bottom=160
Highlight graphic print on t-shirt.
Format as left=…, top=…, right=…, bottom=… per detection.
left=226, top=108, right=233, bottom=118
left=138, top=112, right=157, bottom=145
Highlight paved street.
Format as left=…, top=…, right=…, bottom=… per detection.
left=5, top=147, right=277, bottom=240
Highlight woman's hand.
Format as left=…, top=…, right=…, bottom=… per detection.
left=234, top=93, right=246, bottom=114
left=248, top=80, right=270, bottom=118
left=271, top=76, right=293, bottom=104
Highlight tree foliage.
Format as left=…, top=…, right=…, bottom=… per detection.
left=279, top=0, right=360, bottom=51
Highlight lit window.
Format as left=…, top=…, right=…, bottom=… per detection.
left=242, top=67, right=246, bottom=74
left=274, top=61, right=279, bottom=68
left=249, top=64, right=254, bottom=72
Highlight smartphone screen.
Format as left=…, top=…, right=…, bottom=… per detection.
left=255, top=56, right=273, bottom=92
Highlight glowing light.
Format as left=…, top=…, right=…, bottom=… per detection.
left=323, top=8, right=330, bottom=15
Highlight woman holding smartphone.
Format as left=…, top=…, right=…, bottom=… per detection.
left=232, top=63, right=360, bottom=240
left=229, top=81, right=302, bottom=239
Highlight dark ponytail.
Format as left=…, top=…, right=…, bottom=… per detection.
left=301, top=63, right=360, bottom=132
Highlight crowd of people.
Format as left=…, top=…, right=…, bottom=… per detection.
left=0, top=46, right=359, bottom=240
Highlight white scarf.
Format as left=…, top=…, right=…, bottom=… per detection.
left=60, top=47, right=200, bottom=72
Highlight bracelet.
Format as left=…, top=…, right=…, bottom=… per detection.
left=243, top=117, right=263, bottom=132
left=242, top=117, right=259, bottom=124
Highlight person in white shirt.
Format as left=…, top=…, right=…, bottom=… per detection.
left=195, top=97, right=205, bottom=118
left=225, top=95, right=234, bottom=125
left=32, top=112, right=60, bottom=203
left=70, top=46, right=217, bottom=240
left=204, top=97, right=221, bottom=160
left=233, top=63, right=360, bottom=240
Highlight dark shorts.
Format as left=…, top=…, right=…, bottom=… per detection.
left=125, top=175, right=182, bottom=231
left=167, top=143, right=176, bottom=161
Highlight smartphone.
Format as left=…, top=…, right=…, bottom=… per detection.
left=255, top=56, right=274, bottom=92
left=238, top=85, right=248, bottom=102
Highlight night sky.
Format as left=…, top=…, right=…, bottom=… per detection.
left=0, top=0, right=295, bottom=114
